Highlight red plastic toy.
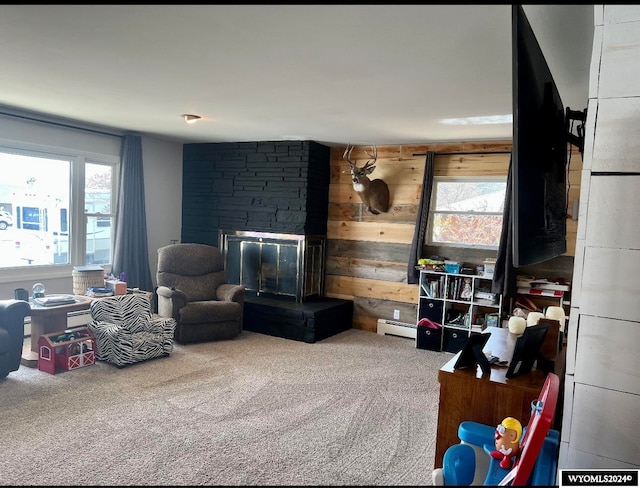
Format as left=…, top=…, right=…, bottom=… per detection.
left=498, top=372, right=559, bottom=485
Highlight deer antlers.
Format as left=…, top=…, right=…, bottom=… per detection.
left=343, top=144, right=377, bottom=171
left=342, top=143, right=389, bottom=215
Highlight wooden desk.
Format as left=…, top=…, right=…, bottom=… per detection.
left=434, top=326, right=548, bottom=469
left=21, top=295, right=93, bottom=368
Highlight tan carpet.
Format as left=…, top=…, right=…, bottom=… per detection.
left=0, top=329, right=448, bottom=486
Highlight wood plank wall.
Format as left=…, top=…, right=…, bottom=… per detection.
left=324, top=141, right=582, bottom=333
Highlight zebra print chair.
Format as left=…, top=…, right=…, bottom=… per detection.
left=87, top=294, right=176, bottom=367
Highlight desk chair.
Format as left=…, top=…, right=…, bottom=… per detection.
left=433, top=372, right=560, bottom=486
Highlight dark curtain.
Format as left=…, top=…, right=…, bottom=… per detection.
left=407, top=151, right=435, bottom=284
left=111, top=134, right=154, bottom=292
left=491, top=154, right=517, bottom=298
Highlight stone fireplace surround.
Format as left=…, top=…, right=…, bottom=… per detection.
left=181, top=140, right=331, bottom=244
left=181, top=140, right=353, bottom=342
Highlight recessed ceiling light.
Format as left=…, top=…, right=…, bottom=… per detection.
left=181, top=114, right=202, bottom=124
left=440, top=114, right=513, bottom=125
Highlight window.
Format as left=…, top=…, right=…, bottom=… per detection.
left=427, top=177, right=507, bottom=249
left=84, top=163, right=116, bottom=265
left=0, top=145, right=118, bottom=270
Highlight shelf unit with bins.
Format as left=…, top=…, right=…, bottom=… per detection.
left=418, top=269, right=503, bottom=353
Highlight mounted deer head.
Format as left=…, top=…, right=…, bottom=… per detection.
left=343, top=144, right=390, bottom=214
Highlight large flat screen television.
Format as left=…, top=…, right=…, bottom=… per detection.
left=511, top=5, right=568, bottom=267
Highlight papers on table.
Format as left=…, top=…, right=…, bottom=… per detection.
left=33, top=295, right=78, bottom=307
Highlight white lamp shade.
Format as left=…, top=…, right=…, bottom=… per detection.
left=508, top=316, right=527, bottom=335
left=527, top=311, right=545, bottom=326
left=545, top=306, right=566, bottom=333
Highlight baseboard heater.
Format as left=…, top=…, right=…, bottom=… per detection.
left=376, top=319, right=417, bottom=339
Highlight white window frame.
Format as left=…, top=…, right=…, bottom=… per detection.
left=0, top=141, right=119, bottom=282
left=81, top=160, right=118, bottom=265
left=426, top=176, right=507, bottom=250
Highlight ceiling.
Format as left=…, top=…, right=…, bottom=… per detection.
left=0, top=5, right=593, bottom=147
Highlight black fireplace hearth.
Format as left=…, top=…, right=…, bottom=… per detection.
left=242, top=295, right=353, bottom=343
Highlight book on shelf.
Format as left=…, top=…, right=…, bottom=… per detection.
left=421, top=279, right=440, bottom=298
left=429, top=280, right=439, bottom=298
left=474, top=291, right=497, bottom=302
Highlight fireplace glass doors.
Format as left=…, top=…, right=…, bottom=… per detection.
left=219, top=231, right=325, bottom=302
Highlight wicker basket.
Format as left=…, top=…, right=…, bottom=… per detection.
left=72, top=269, right=105, bottom=295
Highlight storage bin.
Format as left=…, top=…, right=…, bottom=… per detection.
left=443, top=328, right=469, bottom=353
left=72, top=268, right=105, bottom=295
left=444, top=261, right=461, bottom=274
left=416, top=326, right=442, bottom=351
left=483, top=260, right=496, bottom=279
left=419, top=299, right=443, bottom=323
left=105, top=279, right=127, bottom=295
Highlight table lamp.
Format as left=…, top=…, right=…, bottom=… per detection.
left=526, top=311, right=545, bottom=327
left=545, top=306, right=566, bottom=333
left=508, top=316, right=527, bottom=335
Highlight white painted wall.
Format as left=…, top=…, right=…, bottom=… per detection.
left=559, top=4, right=640, bottom=469
left=141, top=135, right=183, bottom=283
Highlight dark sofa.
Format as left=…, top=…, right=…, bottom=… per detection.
left=0, top=299, right=31, bottom=378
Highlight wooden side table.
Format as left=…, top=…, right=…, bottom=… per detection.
left=433, top=326, right=548, bottom=469
left=21, top=296, right=92, bottom=368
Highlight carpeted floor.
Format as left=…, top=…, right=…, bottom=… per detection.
left=0, top=329, right=449, bottom=486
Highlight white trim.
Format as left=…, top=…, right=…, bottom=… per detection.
left=427, top=176, right=507, bottom=249
left=0, top=139, right=119, bottom=273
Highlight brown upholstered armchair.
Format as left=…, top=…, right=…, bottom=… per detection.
left=0, top=299, right=31, bottom=379
left=156, top=243, right=244, bottom=344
